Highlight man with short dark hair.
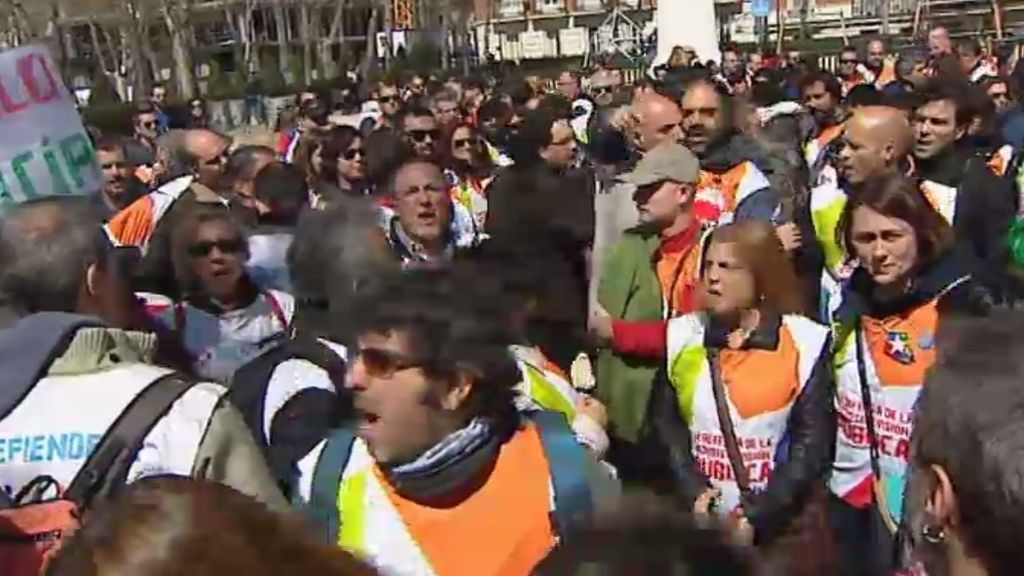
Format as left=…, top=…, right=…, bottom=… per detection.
left=838, top=46, right=873, bottom=97
left=225, top=145, right=276, bottom=213
left=431, top=89, right=462, bottom=131
left=958, top=39, right=997, bottom=83
left=124, top=103, right=161, bottom=172
left=94, top=137, right=145, bottom=218
left=150, top=83, right=170, bottom=133
left=801, top=71, right=846, bottom=179
left=929, top=26, right=954, bottom=59
left=913, top=82, right=1015, bottom=300
left=375, top=81, right=402, bottom=129
left=400, top=106, right=441, bottom=162
left=556, top=71, right=583, bottom=102
left=985, top=77, right=1024, bottom=149
left=246, top=163, right=308, bottom=292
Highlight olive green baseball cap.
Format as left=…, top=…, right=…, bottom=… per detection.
left=621, top=141, right=700, bottom=187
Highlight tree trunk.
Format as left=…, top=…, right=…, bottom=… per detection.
left=89, top=21, right=115, bottom=74
left=161, top=0, right=196, bottom=99
left=299, top=0, right=313, bottom=85
left=320, top=0, right=347, bottom=80
left=382, top=0, right=393, bottom=68
left=273, top=0, right=291, bottom=84
left=362, top=2, right=379, bottom=76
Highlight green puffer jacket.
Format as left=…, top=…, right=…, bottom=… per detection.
left=596, top=226, right=665, bottom=443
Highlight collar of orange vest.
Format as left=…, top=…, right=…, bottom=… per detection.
left=382, top=412, right=519, bottom=504
left=836, top=248, right=973, bottom=321
left=704, top=310, right=782, bottom=351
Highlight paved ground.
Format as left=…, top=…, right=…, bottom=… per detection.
left=229, top=126, right=278, bottom=148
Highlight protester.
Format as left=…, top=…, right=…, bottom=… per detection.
left=679, top=77, right=781, bottom=228
left=316, top=126, right=369, bottom=206
left=124, top=103, right=161, bottom=172
left=904, top=311, right=1024, bottom=576
left=149, top=208, right=294, bottom=382
left=984, top=76, right=1024, bottom=149
left=487, top=108, right=593, bottom=370
left=224, top=145, right=276, bottom=215
left=246, top=163, right=308, bottom=292
left=431, top=89, right=462, bottom=132
left=296, top=265, right=619, bottom=576
left=46, top=477, right=373, bottom=576
left=400, top=105, right=441, bottom=162
left=187, top=98, right=209, bottom=129
left=477, top=97, right=515, bottom=166
left=443, top=123, right=494, bottom=229
left=590, top=142, right=702, bottom=485
left=838, top=46, right=874, bottom=97
left=374, top=80, right=402, bottom=130
left=928, top=26, right=954, bottom=59
left=829, top=175, right=989, bottom=576
left=801, top=72, right=846, bottom=182
left=382, top=159, right=469, bottom=266
left=912, top=81, right=1015, bottom=301
left=94, top=136, right=144, bottom=219
left=0, top=197, right=286, bottom=512
left=285, top=99, right=329, bottom=163
left=958, top=39, right=997, bottom=83
left=667, top=220, right=833, bottom=574
left=556, top=70, right=583, bottom=102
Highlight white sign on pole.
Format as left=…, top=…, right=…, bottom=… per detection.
left=520, top=30, right=548, bottom=59
left=559, top=28, right=588, bottom=57
left=0, top=45, right=100, bottom=212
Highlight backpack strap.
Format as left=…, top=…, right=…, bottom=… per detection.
left=531, top=410, right=593, bottom=542
left=64, top=373, right=196, bottom=508
left=287, top=336, right=347, bottom=391
left=306, top=427, right=356, bottom=544
left=263, top=291, right=291, bottom=332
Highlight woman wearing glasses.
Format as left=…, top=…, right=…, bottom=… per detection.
left=665, top=220, right=834, bottom=574
left=311, top=127, right=368, bottom=209
left=442, top=123, right=495, bottom=229
left=151, top=208, right=294, bottom=382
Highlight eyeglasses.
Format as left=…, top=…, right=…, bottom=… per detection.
left=356, top=347, right=422, bottom=378
left=453, top=138, right=477, bottom=149
left=187, top=238, right=246, bottom=258
left=101, top=161, right=126, bottom=170
left=343, top=147, right=365, bottom=160
left=408, top=129, right=440, bottom=143
left=593, top=86, right=614, bottom=95
left=380, top=95, right=400, bottom=104
left=840, top=59, right=858, bottom=65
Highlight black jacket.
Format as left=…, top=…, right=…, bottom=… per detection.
left=916, top=145, right=1016, bottom=301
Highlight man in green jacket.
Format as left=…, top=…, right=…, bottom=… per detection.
left=593, top=141, right=702, bottom=486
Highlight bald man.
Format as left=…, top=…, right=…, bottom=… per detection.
left=632, top=93, right=683, bottom=152
left=838, top=106, right=912, bottom=185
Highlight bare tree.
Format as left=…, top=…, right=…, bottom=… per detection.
left=272, top=0, right=292, bottom=83
left=320, top=0, right=348, bottom=80
left=362, top=0, right=380, bottom=77
left=298, top=0, right=313, bottom=85
left=158, top=0, right=196, bottom=99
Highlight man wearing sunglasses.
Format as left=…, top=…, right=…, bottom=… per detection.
left=400, top=106, right=441, bottom=162
left=297, top=266, right=618, bottom=573
left=374, top=81, right=402, bottom=130
left=122, top=103, right=161, bottom=176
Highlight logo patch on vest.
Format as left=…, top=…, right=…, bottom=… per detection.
left=885, top=331, right=915, bottom=365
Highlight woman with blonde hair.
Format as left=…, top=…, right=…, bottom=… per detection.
left=664, top=219, right=835, bottom=574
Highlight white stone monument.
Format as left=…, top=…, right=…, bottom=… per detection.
left=656, top=0, right=720, bottom=65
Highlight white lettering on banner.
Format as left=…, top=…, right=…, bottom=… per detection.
left=693, top=430, right=775, bottom=484
left=0, top=45, right=100, bottom=212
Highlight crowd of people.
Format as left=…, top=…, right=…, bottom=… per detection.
left=3, top=25, right=1024, bottom=576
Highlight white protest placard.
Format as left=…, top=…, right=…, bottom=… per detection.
left=0, top=45, right=99, bottom=212
left=559, top=28, right=588, bottom=57
left=520, top=31, right=548, bottom=60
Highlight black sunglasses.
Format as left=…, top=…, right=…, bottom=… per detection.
left=593, top=86, right=614, bottom=95
left=379, top=95, right=400, bottom=104
left=356, top=347, right=422, bottom=378
left=840, top=59, right=858, bottom=64
left=187, top=238, right=246, bottom=258
left=408, top=129, right=440, bottom=143
left=343, top=147, right=365, bottom=160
